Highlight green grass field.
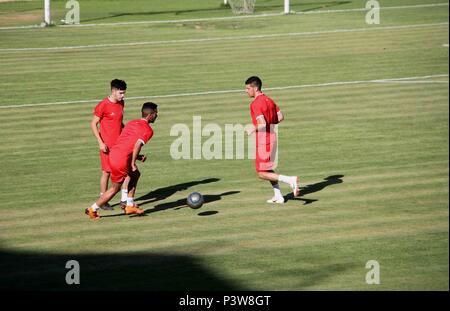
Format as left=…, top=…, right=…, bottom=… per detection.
left=0, top=0, right=448, bottom=290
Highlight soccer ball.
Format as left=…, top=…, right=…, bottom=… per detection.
left=187, top=192, right=204, bottom=209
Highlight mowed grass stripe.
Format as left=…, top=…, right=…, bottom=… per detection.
left=1, top=29, right=447, bottom=78
left=3, top=223, right=447, bottom=258
left=2, top=210, right=446, bottom=253
left=1, top=87, right=447, bottom=133
left=0, top=5, right=447, bottom=49
left=1, top=96, right=446, bottom=160
left=1, top=24, right=447, bottom=61
left=2, top=190, right=447, bottom=235
left=1, top=83, right=447, bottom=182
left=1, top=83, right=448, bottom=128
left=0, top=81, right=447, bottom=126
left=0, top=26, right=447, bottom=105
left=1, top=186, right=447, bottom=237
left=0, top=106, right=445, bottom=165
left=1, top=166, right=447, bottom=229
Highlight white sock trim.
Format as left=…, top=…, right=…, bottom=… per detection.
left=121, top=189, right=128, bottom=202
left=272, top=183, right=283, bottom=197
left=126, top=197, right=134, bottom=206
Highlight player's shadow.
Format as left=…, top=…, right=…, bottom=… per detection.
left=110, top=178, right=220, bottom=209
left=285, top=175, right=344, bottom=204
left=142, top=191, right=241, bottom=215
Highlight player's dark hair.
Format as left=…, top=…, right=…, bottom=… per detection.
left=110, top=79, right=127, bottom=90
left=245, top=76, right=262, bottom=90
left=142, top=102, right=158, bottom=117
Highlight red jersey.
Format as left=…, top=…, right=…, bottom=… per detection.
left=250, top=93, right=280, bottom=144
left=250, top=94, right=280, bottom=172
left=110, top=119, right=153, bottom=160
left=93, top=97, right=124, bottom=148
left=250, top=93, right=280, bottom=127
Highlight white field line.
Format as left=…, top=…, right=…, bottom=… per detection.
left=372, top=74, right=448, bottom=83
left=0, top=2, right=447, bottom=30
left=294, top=2, right=449, bottom=15
left=0, top=22, right=448, bottom=52
left=372, top=80, right=449, bottom=84
left=0, top=74, right=447, bottom=109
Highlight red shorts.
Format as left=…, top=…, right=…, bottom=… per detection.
left=109, top=152, right=131, bottom=183
left=255, top=133, right=278, bottom=172
left=99, top=151, right=111, bottom=173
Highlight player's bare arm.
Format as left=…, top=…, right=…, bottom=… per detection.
left=246, top=117, right=267, bottom=136
left=131, top=140, right=144, bottom=171
left=277, top=110, right=284, bottom=123
left=90, top=115, right=108, bottom=153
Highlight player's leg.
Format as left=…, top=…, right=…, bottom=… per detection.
left=125, top=169, right=140, bottom=207
left=257, top=171, right=279, bottom=182
left=100, top=170, right=109, bottom=194
left=255, top=143, right=295, bottom=203
left=86, top=156, right=135, bottom=219
left=255, top=135, right=289, bottom=202
left=85, top=181, right=122, bottom=219
left=256, top=171, right=284, bottom=203
left=257, top=171, right=300, bottom=199
left=120, top=175, right=131, bottom=210
left=123, top=169, right=144, bottom=215
left=99, top=152, right=114, bottom=210
left=278, top=173, right=300, bottom=197
left=96, top=182, right=122, bottom=207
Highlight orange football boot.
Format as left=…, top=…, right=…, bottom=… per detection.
left=85, top=207, right=100, bottom=220
left=125, top=204, right=144, bottom=215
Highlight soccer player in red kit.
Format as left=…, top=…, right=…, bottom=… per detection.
left=86, top=102, right=158, bottom=219
left=90, top=79, right=130, bottom=210
left=245, top=76, right=299, bottom=204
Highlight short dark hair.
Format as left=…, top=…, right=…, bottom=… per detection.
left=110, top=79, right=127, bottom=90
left=245, top=76, right=262, bottom=90
left=142, top=102, right=158, bottom=118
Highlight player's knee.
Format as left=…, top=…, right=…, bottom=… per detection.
left=257, top=172, right=266, bottom=179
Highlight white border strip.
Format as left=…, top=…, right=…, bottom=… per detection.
left=0, top=2, right=448, bottom=30
left=295, top=2, right=449, bottom=15
left=1, top=74, right=447, bottom=109
left=0, top=22, right=448, bottom=52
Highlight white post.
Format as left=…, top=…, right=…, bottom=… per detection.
left=284, top=0, right=290, bottom=14
left=224, top=0, right=228, bottom=4
left=44, top=0, right=51, bottom=25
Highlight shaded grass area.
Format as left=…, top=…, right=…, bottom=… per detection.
left=0, top=249, right=246, bottom=290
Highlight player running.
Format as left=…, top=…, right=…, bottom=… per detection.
left=90, top=79, right=130, bottom=210
left=86, top=102, right=158, bottom=220
left=245, top=76, right=300, bottom=204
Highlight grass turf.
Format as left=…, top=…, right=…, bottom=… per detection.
left=0, top=0, right=448, bottom=290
